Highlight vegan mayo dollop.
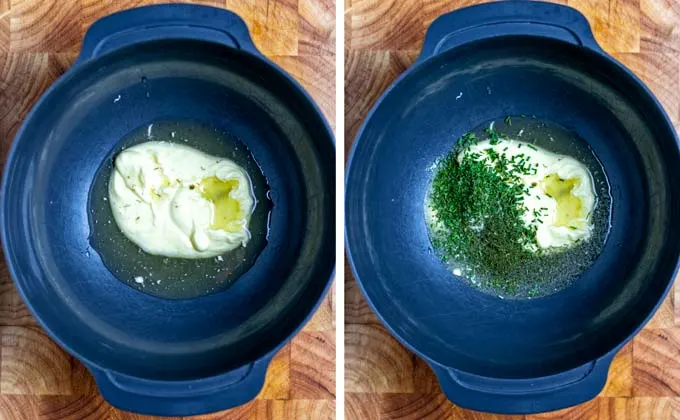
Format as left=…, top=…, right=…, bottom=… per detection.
left=109, top=141, right=254, bottom=259
left=464, top=138, right=596, bottom=250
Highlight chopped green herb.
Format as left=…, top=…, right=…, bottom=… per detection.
left=527, top=144, right=538, bottom=151
left=484, top=127, right=501, bottom=145
left=457, top=132, right=478, bottom=148
left=430, top=132, right=542, bottom=294
left=504, top=116, right=512, bottom=126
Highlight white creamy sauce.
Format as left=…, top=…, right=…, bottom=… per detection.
left=109, top=141, right=254, bottom=259
left=464, top=138, right=596, bottom=250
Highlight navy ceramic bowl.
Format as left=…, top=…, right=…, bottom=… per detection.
left=1, top=5, right=334, bottom=416
left=346, top=1, right=680, bottom=414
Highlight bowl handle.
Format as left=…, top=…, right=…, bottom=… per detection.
left=429, top=352, right=615, bottom=414
left=77, top=4, right=259, bottom=64
left=85, top=355, right=271, bottom=416
left=419, top=1, right=601, bottom=62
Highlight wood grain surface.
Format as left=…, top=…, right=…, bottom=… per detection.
left=345, top=0, right=680, bottom=419
left=0, top=0, right=335, bottom=419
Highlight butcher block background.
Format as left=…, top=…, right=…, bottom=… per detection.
left=345, top=0, right=680, bottom=419
left=0, top=0, right=335, bottom=419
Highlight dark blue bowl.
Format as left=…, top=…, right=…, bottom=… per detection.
left=1, top=5, right=334, bottom=416
left=346, top=1, right=680, bottom=414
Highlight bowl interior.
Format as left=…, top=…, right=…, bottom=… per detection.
left=2, top=40, right=335, bottom=380
left=346, top=37, right=680, bottom=378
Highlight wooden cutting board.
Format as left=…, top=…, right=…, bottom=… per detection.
left=345, top=0, right=680, bottom=419
left=0, top=0, right=335, bottom=419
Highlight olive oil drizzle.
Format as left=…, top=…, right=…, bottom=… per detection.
left=542, top=174, right=583, bottom=229
left=198, top=176, right=244, bottom=233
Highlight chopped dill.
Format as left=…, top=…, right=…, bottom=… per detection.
left=429, top=131, right=542, bottom=294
